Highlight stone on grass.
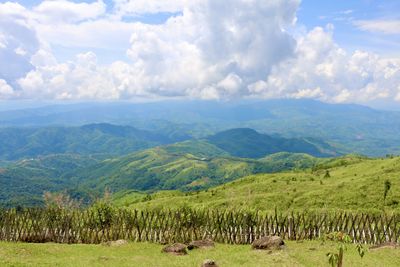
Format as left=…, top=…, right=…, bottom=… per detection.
left=252, top=236, right=285, bottom=250
left=102, top=239, right=128, bottom=247
left=201, top=259, right=218, bottom=267
left=162, top=243, right=188, bottom=255
left=188, top=239, right=215, bottom=250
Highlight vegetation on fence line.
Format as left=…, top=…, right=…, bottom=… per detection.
left=0, top=206, right=399, bottom=245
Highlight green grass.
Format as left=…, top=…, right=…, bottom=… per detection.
left=0, top=241, right=398, bottom=267
left=120, top=156, right=400, bottom=212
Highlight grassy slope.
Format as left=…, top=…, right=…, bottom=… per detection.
left=73, top=142, right=325, bottom=194
left=118, top=156, right=400, bottom=212
left=0, top=241, right=398, bottom=267
left=74, top=144, right=266, bottom=192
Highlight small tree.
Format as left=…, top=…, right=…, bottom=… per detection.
left=324, top=170, right=331, bottom=178
left=384, top=180, right=392, bottom=205
left=326, top=232, right=365, bottom=267
left=142, top=194, right=152, bottom=202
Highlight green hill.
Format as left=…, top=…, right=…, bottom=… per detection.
left=0, top=123, right=189, bottom=161
left=0, top=130, right=338, bottom=207
left=206, top=128, right=339, bottom=158
left=67, top=141, right=326, bottom=195
left=0, top=154, right=99, bottom=207
left=3, top=99, right=400, bottom=156
left=0, top=140, right=329, bottom=207
left=116, top=155, right=400, bottom=212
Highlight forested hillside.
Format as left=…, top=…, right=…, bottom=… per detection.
left=2, top=99, right=400, bottom=156
left=0, top=138, right=328, bottom=207
left=206, top=128, right=339, bottom=158
left=0, top=154, right=98, bottom=207
left=0, top=123, right=189, bottom=161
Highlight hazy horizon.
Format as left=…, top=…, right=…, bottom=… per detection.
left=1, top=98, right=400, bottom=113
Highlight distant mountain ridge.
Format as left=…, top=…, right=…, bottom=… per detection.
left=206, top=128, right=340, bottom=158
left=0, top=123, right=190, bottom=161
left=1, top=99, right=399, bottom=156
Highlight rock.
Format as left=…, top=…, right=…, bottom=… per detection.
left=201, top=259, right=218, bottom=267
left=188, top=239, right=215, bottom=250
left=370, top=242, right=398, bottom=250
left=102, top=239, right=128, bottom=247
left=252, top=236, right=285, bottom=250
left=162, top=243, right=188, bottom=255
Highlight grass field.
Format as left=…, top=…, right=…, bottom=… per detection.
left=0, top=241, right=399, bottom=267
left=117, top=156, right=400, bottom=212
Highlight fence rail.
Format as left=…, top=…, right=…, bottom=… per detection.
left=0, top=208, right=399, bottom=244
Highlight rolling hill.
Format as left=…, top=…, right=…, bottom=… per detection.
left=67, top=140, right=313, bottom=193
left=0, top=154, right=99, bottom=207
left=206, top=128, right=339, bottom=158
left=66, top=132, right=336, bottom=194
left=0, top=137, right=329, bottom=207
left=0, top=123, right=343, bottom=207
left=115, top=155, right=400, bottom=212
left=0, top=123, right=190, bottom=161
left=2, top=99, right=400, bottom=156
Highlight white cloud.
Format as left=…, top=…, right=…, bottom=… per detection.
left=18, top=52, right=118, bottom=100
left=217, top=73, right=243, bottom=95
left=112, top=0, right=196, bottom=16
left=0, top=79, right=14, bottom=99
left=0, top=2, right=40, bottom=87
left=339, top=10, right=353, bottom=15
left=1, top=0, right=400, bottom=104
left=354, top=19, right=400, bottom=35
left=33, top=0, right=106, bottom=23
left=292, top=87, right=324, bottom=99
left=1, top=1, right=131, bottom=52
left=260, top=26, right=400, bottom=103
left=35, top=18, right=136, bottom=50
left=124, top=0, right=299, bottom=98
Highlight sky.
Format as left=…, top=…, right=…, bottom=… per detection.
left=0, top=0, right=399, bottom=108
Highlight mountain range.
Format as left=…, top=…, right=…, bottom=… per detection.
left=1, top=99, right=399, bottom=208
left=1, top=99, right=400, bottom=156
left=0, top=127, right=335, bottom=207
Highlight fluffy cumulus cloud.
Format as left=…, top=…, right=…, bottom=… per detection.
left=0, top=0, right=400, bottom=103
left=33, top=0, right=106, bottom=23
left=125, top=0, right=298, bottom=99
left=0, top=2, right=41, bottom=92
left=262, top=26, right=400, bottom=103
left=0, top=79, right=14, bottom=99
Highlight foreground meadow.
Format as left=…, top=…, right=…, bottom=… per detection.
left=0, top=241, right=399, bottom=267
